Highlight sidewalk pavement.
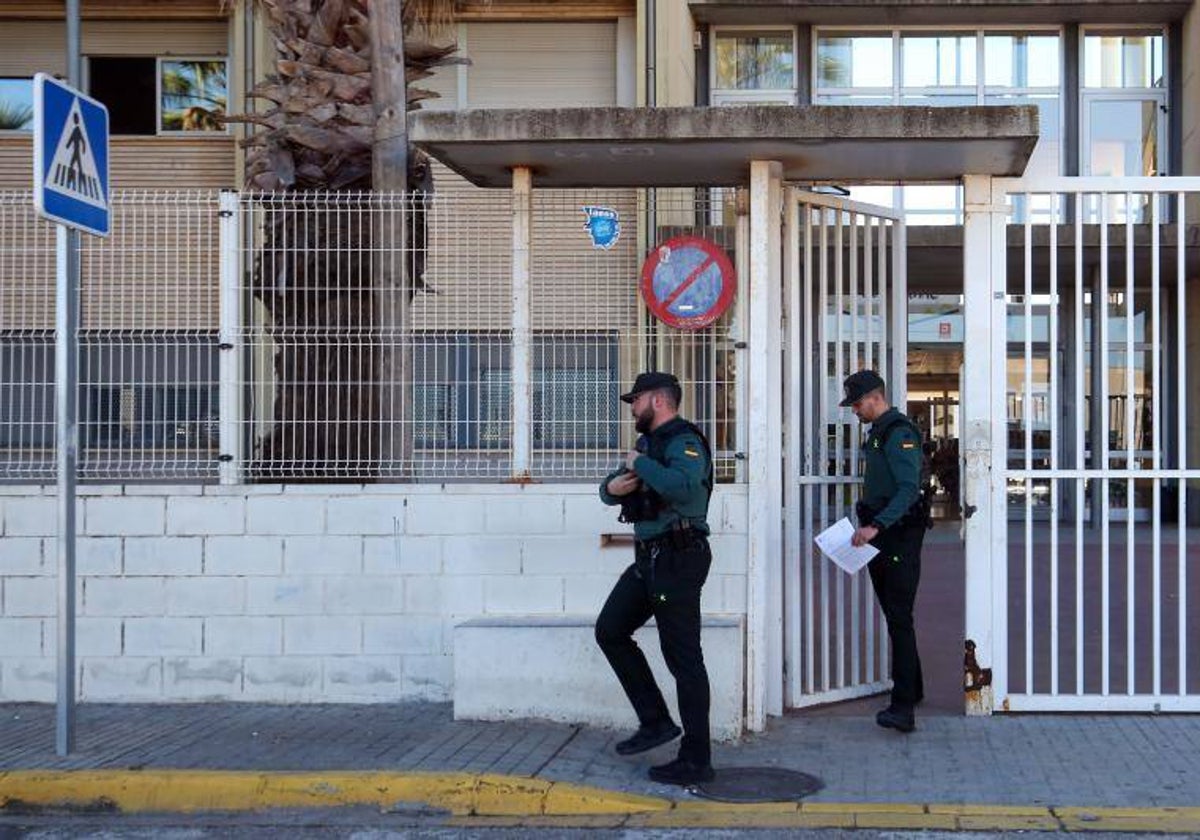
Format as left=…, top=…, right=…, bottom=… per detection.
left=2, top=702, right=1199, bottom=832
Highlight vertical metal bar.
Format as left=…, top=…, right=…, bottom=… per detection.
left=834, top=208, right=845, bottom=688
left=56, top=0, right=82, bottom=758
left=863, top=215, right=875, bottom=681
left=1049, top=192, right=1060, bottom=697
left=849, top=213, right=860, bottom=685
left=55, top=225, right=78, bottom=758
left=784, top=188, right=802, bottom=706
left=1075, top=191, right=1085, bottom=695
left=877, top=219, right=889, bottom=679
left=1024, top=203, right=1034, bottom=694
left=1176, top=193, right=1187, bottom=696
left=818, top=207, right=830, bottom=693
left=1151, top=191, right=1162, bottom=697
left=802, top=201, right=816, bottom=697
left=890, top=219, right=907, bottom=411
left=1125, top=192, right=1136, bottom=696
left=735, top=191, right=750, bottom=484
left=510, top=167, right=532, bottom=477
left=218, top=191, right=242, bottom=484
left=1100, top=192, right=1111, bottom=696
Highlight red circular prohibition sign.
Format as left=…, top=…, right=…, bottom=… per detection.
left=639, top=235, right=737, bottom=330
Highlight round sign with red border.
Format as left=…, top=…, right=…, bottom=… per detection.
left=639, top=235, right=737, bottom=330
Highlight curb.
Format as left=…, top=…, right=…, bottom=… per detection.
left=2, top=770, right=1199, bottom=833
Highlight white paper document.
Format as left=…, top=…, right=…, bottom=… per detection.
left=814, top=517, right=879, bottom=575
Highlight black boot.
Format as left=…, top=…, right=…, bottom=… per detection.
left=648, top=757, right=715, bottom=785
left=615, top=721, right=682, bottom=756
left=876, top=705, right=915, bottom=733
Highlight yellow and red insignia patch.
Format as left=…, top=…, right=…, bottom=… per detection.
left=901, top=441, right=917, bottom=450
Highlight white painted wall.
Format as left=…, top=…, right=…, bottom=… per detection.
left=0, top=484, right=748, bottom=704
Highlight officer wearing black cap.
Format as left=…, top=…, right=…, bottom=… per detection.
left=842, top=369, right=926, bottom=733
left=595, top=371, right=715, bottom=785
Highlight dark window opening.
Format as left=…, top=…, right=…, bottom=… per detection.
left=89, top=57, right=156, bottom=135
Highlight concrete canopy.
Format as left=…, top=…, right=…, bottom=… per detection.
left=409, top=105, right=1039, bottom=189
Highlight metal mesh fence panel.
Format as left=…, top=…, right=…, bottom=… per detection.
left=2, top=186, right=743, bottom=483
left=1, top=190, right=221, bottom=482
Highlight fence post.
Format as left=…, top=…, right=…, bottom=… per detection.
left=961, top=174, right=1007, bottom=714
left=218, top=190, right=243, bottom=485
left=511, top=167, right=533, bottom=479
left=746, top=160, right=784, bottom=729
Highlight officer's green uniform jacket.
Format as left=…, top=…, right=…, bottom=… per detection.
left=862, top=407, right=923, bottom=529
left=599, top=416, right=712, bottom=540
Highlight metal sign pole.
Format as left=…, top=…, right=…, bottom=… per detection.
left=56, top=0, right=82, bottom=757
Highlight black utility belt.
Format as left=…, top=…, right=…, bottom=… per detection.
left=636, top=523, right=707, bottom=549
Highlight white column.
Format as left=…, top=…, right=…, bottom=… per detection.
left=961, top=175, right=1008, bottom=714
left=218, top=190, right=243, bottom=485
left=511, top=167, right=533, bottom=478
left=747, top=160, right=784, bottom=729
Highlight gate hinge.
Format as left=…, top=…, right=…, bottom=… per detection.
left=217, top=454, right=234, bottom=462
left=217, top=342, right=235, bottom=350
left=218, top=209, right=235, bottom=218
left=733, top=341, right=748, bottom=349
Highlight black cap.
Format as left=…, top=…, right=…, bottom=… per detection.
left=620, top=371, right=682, bottom=404
left=839, top=370, right=886, bottom=407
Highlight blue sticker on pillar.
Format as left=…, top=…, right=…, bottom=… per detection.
left=582, top=205, right=620, bottom=250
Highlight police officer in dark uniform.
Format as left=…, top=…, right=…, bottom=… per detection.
left=843, top=370, right=927, bottom=733
left=596, top=372, right=715, bottom=785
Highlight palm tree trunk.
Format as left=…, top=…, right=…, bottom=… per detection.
left=370, top=0, right=412, bottom=478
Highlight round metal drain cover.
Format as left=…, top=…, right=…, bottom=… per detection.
left=691, top=766, right=824, bottom=803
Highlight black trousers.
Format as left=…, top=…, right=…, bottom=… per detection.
left=595, top=534, right=712, bottom=765
left=868, top=522, right=926, bottom=709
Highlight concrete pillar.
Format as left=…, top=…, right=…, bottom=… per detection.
left=746, top=160, right=783, bottom=729
left=961, top=175, right=1008, bottom=714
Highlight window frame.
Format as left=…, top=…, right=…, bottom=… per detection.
left=84, top=54, right=230, bottom=137
left=156, top=56, right=231, bottom=135
left=0, top=76, right=35, bottom=134
left=812, top=25, right=1065, bottom=224
left=709, top=25, right=798, bottom=105
left=1078, top=26, right=1167, bottom=185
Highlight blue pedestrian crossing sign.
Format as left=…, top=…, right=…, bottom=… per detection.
left=33, top=73, right=110, bottom=237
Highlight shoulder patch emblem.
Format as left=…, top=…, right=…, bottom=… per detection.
left=901, top=441, right=917, bottom=449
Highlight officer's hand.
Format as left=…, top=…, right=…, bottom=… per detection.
left=607, top=472, right=642, bottom=497
left=623, top=450, right=641, bottom=471
left=851, top=525, right=879, bottom=547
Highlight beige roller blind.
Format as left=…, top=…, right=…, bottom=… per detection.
left=83, top=20, right=229, bottom=56
left=466, top=22, right=616, bottom=108
left=0, top=21, right=65, bottom=76
left=0, top=137, right=35, bottom=190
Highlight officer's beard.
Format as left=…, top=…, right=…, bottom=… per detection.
left=634, top=404, right=655, bottom=435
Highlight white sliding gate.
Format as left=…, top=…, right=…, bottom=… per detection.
left=967, top=176, right=1199, bottom=712
left=784, top=189, right=909, bottom=708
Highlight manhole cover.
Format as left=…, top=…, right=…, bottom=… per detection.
left=691, top=766, right=824, bottom=803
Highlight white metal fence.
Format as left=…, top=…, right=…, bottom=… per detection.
left=1, top=191, right=220, bottom=481
left=990, top=177, right=1199, bottom=711
left=1, top=187, right=741, bottom=483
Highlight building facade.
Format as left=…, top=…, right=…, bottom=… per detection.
left=0, top=0, right=1197, bottom=724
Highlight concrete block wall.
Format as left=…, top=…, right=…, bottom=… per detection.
left=0, top=484, right=748, bottom=704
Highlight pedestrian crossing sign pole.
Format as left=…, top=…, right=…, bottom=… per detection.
left=33, top=70, right=109, bottom=757
left=34, top=72, right=110, bottom=236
